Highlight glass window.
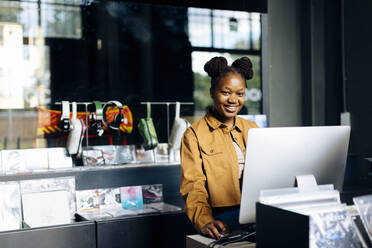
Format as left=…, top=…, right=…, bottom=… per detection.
left=0, top=0, right=81, bottom=110
left=0, top=0, right=81, bottom=149
left=41, top=3, right=81, bottom=38
left=188, top=8, right=261, bottom=51
left=0, top=2, right=260, bottom=150
left=187, top=8, right=212, bottom=47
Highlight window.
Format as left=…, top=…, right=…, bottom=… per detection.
left=0, top=0, right=81, bottom=149
left=0, top=0, right=81, bottom=109
left=188, top=8, right=262, bottom=115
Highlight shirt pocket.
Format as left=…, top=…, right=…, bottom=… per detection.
left=200, top=143, right=227, bottom=177
left=200, top=143, right=224, bottom=156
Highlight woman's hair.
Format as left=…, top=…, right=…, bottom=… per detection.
left=203, top=56, right=253, bottom=89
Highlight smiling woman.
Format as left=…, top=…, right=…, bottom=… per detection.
left=205, top=56, right=253, bottom=128
left=180, top=56, right=258, bottom=239
left=210, top=73, right=246, bottom=127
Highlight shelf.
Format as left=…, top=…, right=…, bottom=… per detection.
left=0, top=162, right=188, bottom=247
left=0, top=221, right=96, bottom=248
left=0, top=162, right=179, bottom=181
left=0, top=162, right=184, bottom=208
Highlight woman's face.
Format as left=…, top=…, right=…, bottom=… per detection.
left=210, top=73, right=246, bottom=124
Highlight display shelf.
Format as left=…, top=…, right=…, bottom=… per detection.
left=0, top=221, right=96, bottom=248
left=0, top=162, right=190, bottom=247
left=96, top=211, right=188, bottom=248
left=0, top=161, right=179, bottom=177
left=0, top=162, right=184, bottom=207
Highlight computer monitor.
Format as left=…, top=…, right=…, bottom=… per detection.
left=239, top=125, right=351, bottom=224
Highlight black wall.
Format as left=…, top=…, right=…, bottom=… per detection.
left=50, top=2, right=193, bottom=104
left=343, top=0, right=372, bottom=156
left=300, top=0, right=372, bottom=157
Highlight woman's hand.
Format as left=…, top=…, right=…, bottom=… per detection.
left=200, top=220, right=229, bottom=239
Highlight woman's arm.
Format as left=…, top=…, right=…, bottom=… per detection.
left=180, top=128, right=214, bottom=231
left=180, top=128, right=230, bottom=239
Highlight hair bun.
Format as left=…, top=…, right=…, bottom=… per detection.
left=203, top=57, right=228, bottom=78
left=232, top=57, right=253, bottom=80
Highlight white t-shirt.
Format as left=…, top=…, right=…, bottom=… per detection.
left=232, top=141, right=245, bottom=179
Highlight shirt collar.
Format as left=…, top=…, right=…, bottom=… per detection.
left=205, top=110, right=243, bottom=132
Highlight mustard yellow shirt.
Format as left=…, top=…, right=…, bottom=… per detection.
left=180, top=111, right=258, bottom=231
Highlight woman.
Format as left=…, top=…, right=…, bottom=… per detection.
left=180, top=56, right=258, bottom=239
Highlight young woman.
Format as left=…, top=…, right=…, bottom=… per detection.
left=180, top=56, right=258, bottom=239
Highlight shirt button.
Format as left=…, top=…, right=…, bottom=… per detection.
left=234, top=137, right=238, bottom=140
left=210, top=149, right=214, bottom=153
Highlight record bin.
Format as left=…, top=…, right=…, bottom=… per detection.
left=256, top=202, right=365, bottom=248
left=256, top=202, right=310, bottom=247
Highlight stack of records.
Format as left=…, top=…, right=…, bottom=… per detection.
left=47, top=147, right=73, bottom=169
left=0, top=181, right=22, bottom=231
left=24, top=148, right=49, bottom=171
left=1, top=148, right=73, bottom=173
left=135, top=146, right=154, bottom=164
left=142, top=184, right=163, bottom=204
left=76, top=189, right=100, bottom=211
left=20, top=177, right=76, bottom=228
left=1, top=150, right=27, bottom=174
left=353, top=194, right=372, bottom=247
left=155, top=143, right=169, bottom=163
left=75, top=184, right=181, bottom=221
left=259, top=185, right=362, bottom=248
left=82, top=145, right=137, bottom=166
left=82, top=150, right=105, bottom=166
left=120, top=186, right=143, bottom=210
left=296, top=203, right=361, bottom=248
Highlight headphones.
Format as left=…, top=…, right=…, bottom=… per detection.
left=90, top=101, right=104, bottom=136
left=102, top=100, right=124, bottom=130
left=59, top=101, right=70, bottom=134
left=67, top=102, right=85, bottom=156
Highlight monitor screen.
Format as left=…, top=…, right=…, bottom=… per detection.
left=239, top=125, right=351, bottom=224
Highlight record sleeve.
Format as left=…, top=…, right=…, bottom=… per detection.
left=115, top=145, right=136, bottom=164
left=353, top=194, right=372, bottom=242
left=147, top=202, right=182, bottom=213
left=142, top=184, right=163, bottom=204
left=1, top=149, right=27, bottom=174
left=135, top=146, right=154, bottom=163
left=120, top=186, right=143, bottom=210
left=104, top=207, right=138, bottom=218
left=155, top=143, right=169, bottom=163
left=22, top=190, right=72, bottom=228
left=131, top=206, right=158, bottom=215
left=24, top=148, right=49, bottom=171
left=20, top=177, right=76, bottom=218
left=93, top=145, right=115, bottom=165
left=259, top=188, right=340, bottom=211
left=75, top=209, right=112, bottom=221
left=76, top=189, right=99, bottom=211
left=296, top=204, right=362, bottom=248
left=47, top=147, right=73, bottom=169
left=82, top=149, right=105, bottom=166
left=0, top=181, right=22, bottom=231
left=98, top=188, right=121, bottom=210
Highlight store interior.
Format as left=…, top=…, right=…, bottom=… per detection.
left=1, top=0, right=372, bottom=247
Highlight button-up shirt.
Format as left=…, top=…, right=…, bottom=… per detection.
left=180, top=111, right=258, bottom=231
